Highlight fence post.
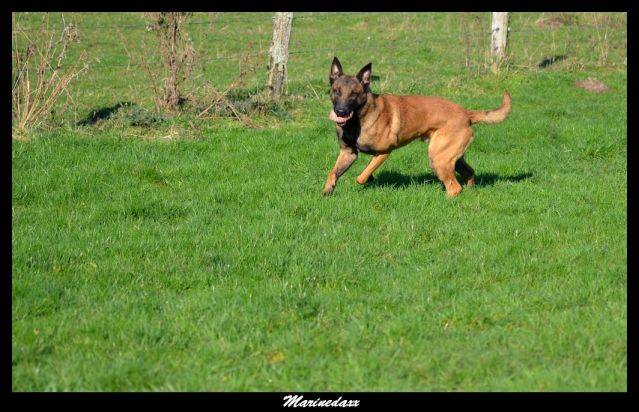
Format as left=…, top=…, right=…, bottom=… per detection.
left=267, top=12, right=293, bottom=98
left=491, top=12, right=509, bottom=72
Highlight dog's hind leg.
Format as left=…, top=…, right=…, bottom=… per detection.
left=455, top=157, right=475, bottom=187
left=431, top=157, right=462, bottom=197
left=428, top=128, right=473, bottom=197
left=356, top=153, right=389, bottom=185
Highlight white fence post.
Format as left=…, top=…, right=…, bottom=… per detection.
left=491, top=12, right=509, bottom=72
left=267, top=12, right=293, bottom=98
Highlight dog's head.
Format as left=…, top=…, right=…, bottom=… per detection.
left=328, top=57, right=372, bottom=127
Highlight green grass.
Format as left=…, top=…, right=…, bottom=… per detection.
left=12, top=12, right=627, bottom=391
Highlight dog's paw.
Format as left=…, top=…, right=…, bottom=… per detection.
left=322, top=186, right=335, bottom=196
left=356, top=174, right=375, bottom=185
left=446, top=187, right=463, bottom=197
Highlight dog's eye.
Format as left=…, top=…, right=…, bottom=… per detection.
left=334, top=90, right=341, bottom=97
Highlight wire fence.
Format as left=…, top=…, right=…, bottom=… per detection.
left=15, top=12, right=393, bottom=31
left=14, top=11, right=627, bottom=32
left=13, top=12, right=627, bottom=70
left=11, top=12, right=627, bottom=117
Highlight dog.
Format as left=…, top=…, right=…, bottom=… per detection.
left=323, top=57, right=511, bottom=197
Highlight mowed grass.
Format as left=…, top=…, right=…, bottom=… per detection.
left=12, top=13, right=627, bottom=391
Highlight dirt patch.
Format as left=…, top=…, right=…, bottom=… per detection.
left=535, top=13, right=579, bottom=29
left=575, top=77, right=610, bottom=93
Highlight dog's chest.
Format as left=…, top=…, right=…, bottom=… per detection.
left=354, top=129, right=393, bottom=154
left=340, top=121, right=394, bottom=154
left=355, top=138, right=378, bottom=154
left=343, top=130, right=376, bottom=154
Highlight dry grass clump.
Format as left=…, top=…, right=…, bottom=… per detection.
left=12, top=13, right=88, bottom=135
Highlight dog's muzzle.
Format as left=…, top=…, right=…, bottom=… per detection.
left=329, top=109, right=353, bottom=126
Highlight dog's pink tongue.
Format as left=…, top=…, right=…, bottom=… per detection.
left=329, top=110, right=349, bottom=123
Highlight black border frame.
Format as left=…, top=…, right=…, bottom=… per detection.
left=4, top=2, right=633, bottom=408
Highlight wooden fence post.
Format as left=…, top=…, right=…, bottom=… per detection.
left=267, top=12, right=293, bottom=98
left=491, top=12, right=509, bottom=72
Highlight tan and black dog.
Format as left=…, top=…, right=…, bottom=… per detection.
left=323, top=57, right=511, bottom=197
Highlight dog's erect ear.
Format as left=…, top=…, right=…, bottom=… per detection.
left=356, top=62, right=372, bottom=86
left=329, top=56, right=343, bottom=85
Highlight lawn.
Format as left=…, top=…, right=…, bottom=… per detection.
left=12, top=12, right=627, bottom=391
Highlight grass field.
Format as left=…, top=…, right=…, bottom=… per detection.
left=12, top=12, right=627, bottom=391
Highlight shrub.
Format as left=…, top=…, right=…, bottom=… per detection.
left=12, top=13, right=87, bottom=134
left=143, top=12, right=196, bottom=113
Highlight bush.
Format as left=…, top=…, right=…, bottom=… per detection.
left=143, top=12, right=196, bottom=113
left=12, top=13, right=87, bottom=134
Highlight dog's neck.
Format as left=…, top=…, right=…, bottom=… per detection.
left=357, top=92, right=380, bottom=126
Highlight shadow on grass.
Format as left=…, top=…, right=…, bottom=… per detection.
left=367, top=170, right=533, bottom=189
left=77, top=102, right=134, bottom=126
left=538, top=55, right=567, bottom=69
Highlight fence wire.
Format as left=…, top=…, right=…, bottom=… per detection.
left=12, top=12, right=627, bottom=95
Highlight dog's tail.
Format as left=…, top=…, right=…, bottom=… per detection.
left=468, top=90, right=512, bottom=125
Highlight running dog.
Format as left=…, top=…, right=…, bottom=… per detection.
left=323, top=57, right=511, bottom=197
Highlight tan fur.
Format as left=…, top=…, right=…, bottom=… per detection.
left=322, top=59, right=511, bottom=197
left=468, top=92, right=512, bottom=124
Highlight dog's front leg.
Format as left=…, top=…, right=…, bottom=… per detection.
left=356, top=153, right=389, bottom=185
left=323, top=148, right=358, bottom=196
